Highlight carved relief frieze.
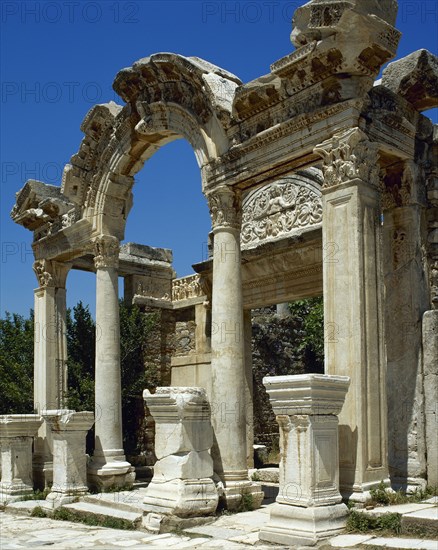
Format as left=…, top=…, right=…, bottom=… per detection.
left=172, top=274, right=206, bottom=302
left=241, top=174, right=322, bottom=249
left=314, top=128, right=380, bottom=189
left=93, top=235, right=120, bottom=269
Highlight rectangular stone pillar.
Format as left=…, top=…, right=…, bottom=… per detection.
left=314, top=128, right=388, bottom=500
left=260, top=374, right=350, bottom=546
left=42, top=410, right=94, bottom=509
left=423, top=310, right=438, bottom=487
left=142, top=387, right=218, bottom=520
left=0, top=415, right=43, bottom=504
left=32, top=260, right=70, bottom=489
left=381, top=161, right=430, bottom=491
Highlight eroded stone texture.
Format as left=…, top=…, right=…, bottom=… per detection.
left=382, top=50, right=438, bottom=111
left=42, top=410, right=94, bottom=509
left=143, top=387, right=218, bottom=518
left=260, top=374, right=350, bottom=546
left=0, top=415, right=43, bottom=504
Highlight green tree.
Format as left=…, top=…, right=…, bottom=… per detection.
left=120, top=302, right=158, bottom=455
left=0, top=311, right=34, bottom=413
left=288, top=296, right=324, bottom=370
left=65, top=302, right=96, bottom=413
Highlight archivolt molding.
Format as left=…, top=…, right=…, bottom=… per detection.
left=57, top=53, right=242, bottom=239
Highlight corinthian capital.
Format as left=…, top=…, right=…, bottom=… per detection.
left=93, top=235, right=120, bottom=269
left=33, top=259, right=70, bottom=289
left=314, top=128, right=380, bottom=190
left=207, top=186, right=242, bottom=231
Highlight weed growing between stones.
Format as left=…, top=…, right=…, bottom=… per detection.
left=30, top=506, right=47, bottom=518
left=346, top=510, right=402, bottom=535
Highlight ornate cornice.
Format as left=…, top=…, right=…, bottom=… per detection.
left=313, top=128, right=380, bottom=189
left=207, top=186, right=242, bottom=231
left=33, top=260, right=70, bottom=289
left=93, top=235, right=120, bottom=269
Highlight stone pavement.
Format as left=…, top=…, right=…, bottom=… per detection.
left=1, top=497, right=437, bottom=549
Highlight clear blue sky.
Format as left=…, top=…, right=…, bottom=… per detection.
left=1, top=0, right=437, bottom=317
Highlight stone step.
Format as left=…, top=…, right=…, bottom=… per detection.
left=62, top=501, right=143, bottom=528
left=401, top=506, right=438, bottom=538
left=82, top=491, right=147, bottom=514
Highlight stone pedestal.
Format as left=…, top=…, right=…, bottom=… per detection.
left=32, top=260, right=71, bottom=489
left=89, top=236, right=134, bottom=489
left=207, top=186, right=263, bottom=510
left=42, top=410, right=94, bottom=509
left=143, top=387, right=218, bottom=518
left=314, top=129, right=388, bottom=500
left=259, top=374, right=350, bottom=547
left=0, top=415, right=43, bottom=504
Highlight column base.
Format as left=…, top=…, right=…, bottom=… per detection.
left=88, top=452, right=135, bottom=491
left=259, top=502, right=348, bottom=546
left=43, top=487, right=89, bottom=510
left=390, top=476, right=427, bottom=495
left=0, top=481, right=33, bottom=504
left=341, top=478, right=391, bottom=503
left=218, top=479, right=264, bottom=512
left=143, top=478, right=218, bottom=518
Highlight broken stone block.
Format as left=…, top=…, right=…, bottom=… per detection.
left=382, top=49, right=438, bottom=111
left=143, top=387, right=218, bottom=518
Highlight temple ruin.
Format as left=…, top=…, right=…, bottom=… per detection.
left=5, top=0, right=438, bottom=544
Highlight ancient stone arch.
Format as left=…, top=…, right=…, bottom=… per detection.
left=11, top=0, right=438, bottom=516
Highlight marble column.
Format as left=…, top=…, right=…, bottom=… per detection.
left=88, top=235, right=134, bottom=489
left=0, top=415, right=43, bottom=503
left=259, top=375, right=350, bottom=546
left=43, top=409, right=94, bottom=509
left=207, top=186, right=263, bottom=510
left=32, top=259, right=71, bottom=489
left=314, top=128, right=388, bottom=500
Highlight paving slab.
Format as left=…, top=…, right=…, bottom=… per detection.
left=422, top=497, right=438, bottom=505
left=362, top=503, right=435, bottom=517
left=329, top=533, right=375, bottom=547
left=368, top=537, right=438, bottom=549
left=184, top=525, right=246, bottom=539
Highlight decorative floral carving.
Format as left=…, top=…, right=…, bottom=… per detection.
left=33, top=260, right=70, bottom=289
left=314, top=128, right=380, bottom=189
left=207, top=187, right=242, bottom=231
left=241, top=176, right=322, bottom=249
left=172, top=275, right=205, bottom=301
left=93, top=235, right=120, bottom=269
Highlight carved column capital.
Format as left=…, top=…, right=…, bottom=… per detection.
left=314, top=128, right=380, bottom=190
left=207, top=186, right=242, bottom=231
left=33, top=259, right=71, bottom=289
left=93, top=235, right=120, bottom=269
